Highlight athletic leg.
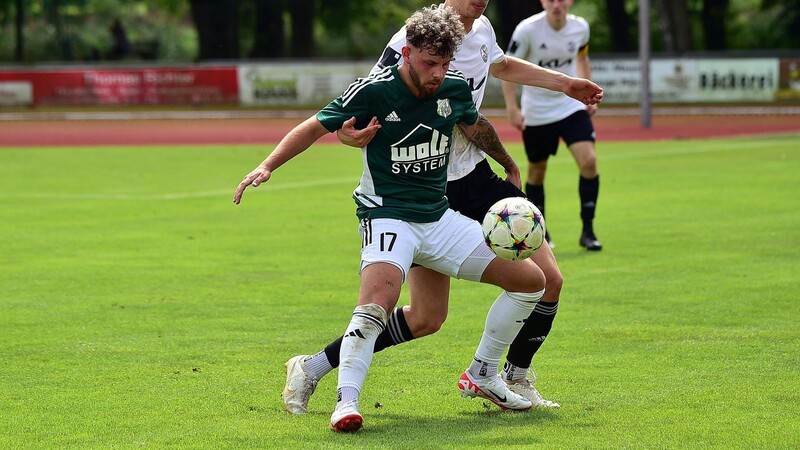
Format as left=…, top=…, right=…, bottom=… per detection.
left=500, top=243, right=563, bottom=406
left=298, top=267, right=446, bottom=375
left=284, top=253, right=451, bottom=417
left=331, top=262, right=401, bottom=432
left=523, top=124, right=559, bottom=245
left=404, top=266, right=451, bottom=336
left=568, top=140, right=602, bottom=250
left=472, top=255, right=546, bottom=377
left=505, top=243, right=562, bottom=368
left=526, top=160, right=551, bottom=245
left=456, top=242, right=546, bottom=411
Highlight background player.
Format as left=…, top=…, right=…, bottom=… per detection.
left=502, top=0, right=602, bottom=250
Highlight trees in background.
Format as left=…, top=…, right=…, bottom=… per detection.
left=606, top=0, right=635, bottom=52
left=582, top=0, right=798, bottom=53
left=657, top=0, right=694, bottom=53
left=188, top=0, right=239, bottom=60
left=0, top=0, right=797, bottom=63
left=0, top=0, right=192, bottom=63
left=702, top=0, right=730, bottom=50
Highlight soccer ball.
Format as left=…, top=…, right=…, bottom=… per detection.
left=481, top=197, right=545, bottom=261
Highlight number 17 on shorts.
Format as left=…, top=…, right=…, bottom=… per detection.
left=358, top=218, right=415, bottom=279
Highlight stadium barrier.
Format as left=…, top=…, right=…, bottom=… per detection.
left=0, top=66, right=239, bottom=107
left=0, top=57, right=798, bottom=108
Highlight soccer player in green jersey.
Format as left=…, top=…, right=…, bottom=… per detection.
left=234, top=6, right=545, bottom=432
left=282, top=0, right=603, bottom=414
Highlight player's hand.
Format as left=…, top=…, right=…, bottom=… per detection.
left=505, top=165, right=522, bottom=190
left=507, top=108, right=525, bottom=132
left=565, top=78, right=604, bottom=105
left=586, top=104, right=598, bottom=116
left=337, top=116, right=381, bottom=148
left=233, top=165, right=272, bottom=204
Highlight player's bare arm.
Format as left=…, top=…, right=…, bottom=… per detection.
left=501, top=80, right=525, bottom=132
left=233, top=116, right=329, bottom=204
left=337, top=116, right=382, bottom=148
left=459, top=114, right=522, bottom=189
left=491, top=55, right=603, bottom=105
left=576, top=51, right=598, bottom=115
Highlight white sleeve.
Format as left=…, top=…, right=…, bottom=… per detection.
left=369, top=27, right=407, bottom=76
left=506, top=24, right=530, bottom=59
left=489, top=27, right=506, bottom=65
left=583, top=21, right=591, bottom=48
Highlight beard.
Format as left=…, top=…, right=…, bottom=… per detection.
left=409, top=64, right=442, bottom=97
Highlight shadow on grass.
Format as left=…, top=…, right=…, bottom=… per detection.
left=293, top=406, right=561, bottom=446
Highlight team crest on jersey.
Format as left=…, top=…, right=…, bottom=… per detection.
left=436, top=99, right=452, bottom=118
left=568, top=41, right=576, bottom=53
left=480, top=44, right=488, bottom=63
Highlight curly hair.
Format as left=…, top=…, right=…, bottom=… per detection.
left=405, top=5, right=465, bottom=59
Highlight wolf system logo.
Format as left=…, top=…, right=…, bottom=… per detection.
left=390, top=124, right=450, bottom=174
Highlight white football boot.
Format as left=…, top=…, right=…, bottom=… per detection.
left=281, top=355, right=318, bottom=414
left=501, top=368, right=560, bottom=408
left=330, top=400, right=362, bottom=432
left=458, top=371, right=532, bottom=411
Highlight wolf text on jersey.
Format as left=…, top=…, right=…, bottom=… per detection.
left=391, top=125, right=450, bottom=174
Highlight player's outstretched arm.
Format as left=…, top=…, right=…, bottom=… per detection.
left=563, top=76, right=603, bottom=106
left=459, top=114, right=522, bottom=189
left=233, top=116, right=329, bottom=204
left=337, top=116, right=381, bottom=148
left=574, top=51, right=600, bottom=113
left=491, top=55, right=603, bottom=105
left=501, top=80, right=525, bottom=132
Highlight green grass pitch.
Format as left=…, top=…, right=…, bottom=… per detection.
left=1, top=134, right=798, bottom=448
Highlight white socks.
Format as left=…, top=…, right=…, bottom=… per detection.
left=468, top=289, right=544, bottom=379
left=336, top=303, right=387, bottom=407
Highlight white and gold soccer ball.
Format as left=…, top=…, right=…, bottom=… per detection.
left=481, top=197, right=546, bottom=261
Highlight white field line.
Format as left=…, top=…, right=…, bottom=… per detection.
left=0, top=177, right=355, bottom=201
left=1, top=136, right=795, bottom=201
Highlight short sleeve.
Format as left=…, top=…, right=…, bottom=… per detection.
left=316, top=81, right=370, bottom=133
left=506, top=23, right=529, bottom=59
left=485, top=18, right=506, bottom=65
left=582, top=18, right=591, bottom=47
left=370, top=27, right=406, bottom=75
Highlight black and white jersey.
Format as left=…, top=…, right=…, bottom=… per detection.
left=506, top=12, right=590, bottom=125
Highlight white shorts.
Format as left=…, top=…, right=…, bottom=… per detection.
left=358, top=209, right=495, bottom=282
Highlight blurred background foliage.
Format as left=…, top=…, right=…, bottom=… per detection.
left=0, top=0, right=797, bottom=64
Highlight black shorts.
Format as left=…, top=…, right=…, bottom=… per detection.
left=446, top=159, right=525, bottom=222
left=522, top=109, right=595, bottom=163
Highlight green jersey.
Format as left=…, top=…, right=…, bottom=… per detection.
left=317, top=65, right=479, bottom=223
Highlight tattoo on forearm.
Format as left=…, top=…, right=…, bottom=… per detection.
left=462, top=114, right=515, bottom=171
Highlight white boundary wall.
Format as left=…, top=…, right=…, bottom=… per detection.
left=589, top=58, right=779, bottom=103
left=1, top=57, right=796, bottom=108
left=237, top=57, right=798, bottom=107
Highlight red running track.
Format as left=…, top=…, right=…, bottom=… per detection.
left=0, top=111, right=798, bottom=147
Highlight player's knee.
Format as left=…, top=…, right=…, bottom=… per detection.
left=580, top=153, right=598, bottom=174
left=545, top=270, right=563, bottom=299
left=515, top=266, right=546, bottom=293
left=409, top=312, right=446, bottom=337
left=527, top=165, right=547, bottom=184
